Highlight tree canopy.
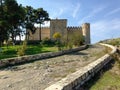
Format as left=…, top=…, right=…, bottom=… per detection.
left=34, top=8, right=50, bottom=41
left=0, top=0, right=50, bottom=46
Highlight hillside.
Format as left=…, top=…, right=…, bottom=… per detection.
left=81, top=38, right=120, bottom=90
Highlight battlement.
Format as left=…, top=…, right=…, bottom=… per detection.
left=82, top=23, right=91, bottom=44
left=28, top=19, right=91, bottom=44
left=50, top=19, right=67, bottom=21
left=82, top=23, right=90, bottom=25
left=67, top=26, right=82, bottom=30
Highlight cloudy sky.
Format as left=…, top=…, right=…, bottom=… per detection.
left=17, top=0, right=120, bottom=43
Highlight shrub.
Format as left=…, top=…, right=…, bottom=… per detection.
left=67, top=42, right=73, bottom=49
left=53, top=32, right=62, bottom=51
left=27, top=40, right=40, bottom=45
left=67, top=32, right=84, bottom=48
left=108, top=39, right=120, bottom=46
left=53, top=32, right=61, bottom=39
left=41, top=37, right=55, bottom=46
left=73, top=32, right=84, bottom=46
left=17, top=40, right=27, bottom=56
left=111, top=53, right=120, bottom=69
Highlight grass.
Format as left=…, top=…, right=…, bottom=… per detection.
left=94, top=63, right=120, bottom=90
left=81, top=60, right=120, bottom=90
left=103, top=38, right=120, bottom=46
left=80, top=37, right=120, bottom=90
left=0, top=45, right=58, bottom=60
left=25, top=45, right=57, bottom=55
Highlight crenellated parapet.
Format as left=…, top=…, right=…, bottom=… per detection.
left=67, top=26, right=82, bottom=31
left=67, top=26, right=82, bottom=38
left=28, top=19, right=91, bottom=44
left=67, top=26, right=82, bottom=33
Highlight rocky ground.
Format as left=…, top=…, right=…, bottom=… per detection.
left=0, top=44, right=107, bottom=90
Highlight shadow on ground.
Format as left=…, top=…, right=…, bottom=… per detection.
left=78, top=60, right=115, bottom=90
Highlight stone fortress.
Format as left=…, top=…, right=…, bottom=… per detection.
left=28, top=19, right=91, bottom=44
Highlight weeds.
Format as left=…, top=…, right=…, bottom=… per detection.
left=111, top=52, right=120, bottom=69
left=17, top=40, right=27, bottom=56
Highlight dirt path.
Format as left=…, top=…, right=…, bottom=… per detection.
left=0, top=44, right=106, bottom=90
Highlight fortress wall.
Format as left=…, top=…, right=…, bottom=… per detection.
left=82, top=23, right=91, bottom=44
left=41, top=27, right=50, bottom=39
left=45, top=44, right=117, bottom=90
left=28, top=28, right=40, bottom=41
left=67, top=26, right=82, bottom=37
left=50, top=19, right=67, bottom=39
left=28, top=25, right=84, bottom=41
left=28, top=27, right=50, bottom=40
left=28, top=19, right=91, bottom=44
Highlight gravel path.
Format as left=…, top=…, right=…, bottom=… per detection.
left=0, top=44, right=106, bottom=90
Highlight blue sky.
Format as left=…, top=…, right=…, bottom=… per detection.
left=17, top=0, right=120, bottom=43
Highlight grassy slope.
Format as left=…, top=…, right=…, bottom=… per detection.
left=0, top=45, right=57, bottom=60
left=83, top=38, right=120, bottom=90
left=89, top=63, right=120, bottom=90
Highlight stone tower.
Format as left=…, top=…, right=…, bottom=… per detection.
left=82, top=23, right=91, bottom=44
left=50, top=19, right=67, bottom=39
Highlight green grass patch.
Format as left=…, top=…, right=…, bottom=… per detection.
left=82, top=60, right=120, bottom=90
left=0, top=45, right=58, bottom=60
left=89, top=71, right=120, bottom=90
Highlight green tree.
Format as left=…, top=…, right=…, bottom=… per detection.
left=5, top=0, right=25, bottom=44
left=0, top=0, right=9, bottom=46
left=0, top=0, right=25, bottom=45
left=0, top=0, right=50, bottom=46
left=34, top=8, right=50, bottom=41
left=72, top=32, right=84, bottom=46
left=67, top=32, right=84, bottom=48
left=24, top=6, right=36, bottom=40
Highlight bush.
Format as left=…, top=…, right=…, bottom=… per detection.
left=67, top=42, right=73, bottom=49
left=67, top=32, right=84, bottom=47
left=17, top=40, right=27, bottom=56
left=53, top=32, right=62, bottom=51
left=41, top=37, right=55, bottom=46
left=111, top=53, right=120, bottom=69
left=15, top=40, right=23, bottom=45
left=53, top=32, right=61, bottom=39
left=107, top=39, right=120, bottom=46
left=27, top=40, right=40, bottom=45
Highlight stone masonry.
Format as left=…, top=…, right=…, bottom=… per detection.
left=45, top=43, right=117, bottom=90
left=28, top=19, right=91, bottom=44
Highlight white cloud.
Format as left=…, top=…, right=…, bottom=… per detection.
left=104, top=8, right=120, bottom=17
left=91, top=19, right=120, bottom=43
left=79, top=6, right=105, bottom=24
left=72, top=3, right=80, bottom=18
left=49, top=8, right=65, bottom=19
left=42, top=21, right=50, bottom=27
left=34, top=21, right=50, bottom=27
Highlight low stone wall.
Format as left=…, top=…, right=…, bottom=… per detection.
left=0, top=45, right=88, bottom=68
left=45, top=43, right=117, bottom=90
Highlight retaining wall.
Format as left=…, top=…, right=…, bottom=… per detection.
left=45, top=43, right=117, bottom=90
left=0, top=45, right=88, bottom=68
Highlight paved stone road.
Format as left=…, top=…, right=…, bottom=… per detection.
left=0, top=44, right=106, bottom=90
